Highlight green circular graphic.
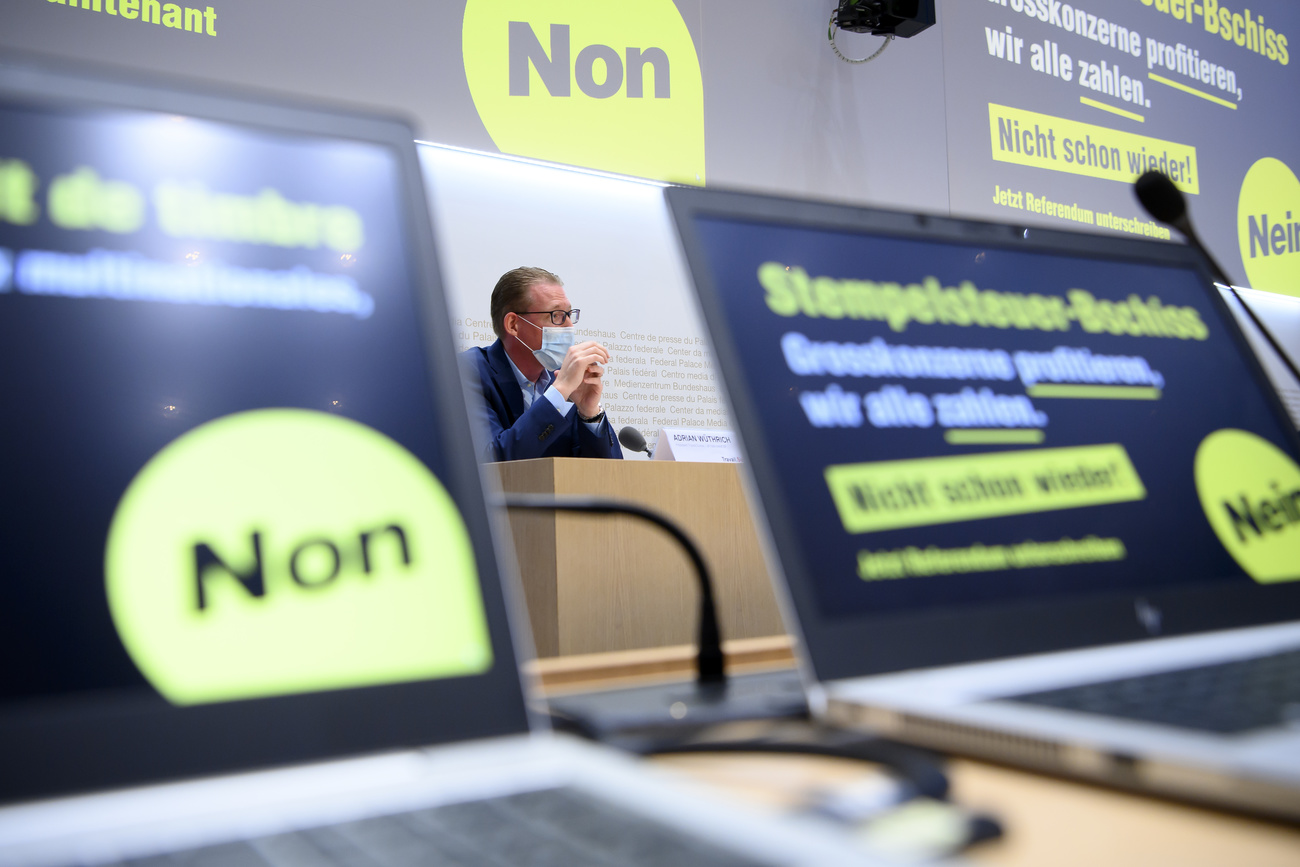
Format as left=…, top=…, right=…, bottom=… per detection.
left=1194, top=428, right=1300, bottom=584
left=462, top=0, right=705, bottom=184
left=105, top=409, right=492, bottom=705
left=1237, top=157, right=1300, bottom=297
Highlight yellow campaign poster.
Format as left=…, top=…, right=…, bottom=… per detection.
left=462, top=0, right=705, bottom=185
left=987, top=103, right=1199, bottom=193
left=825, top=444, right=1146, bottom=534
left=105, top=410, right=493, bottom=706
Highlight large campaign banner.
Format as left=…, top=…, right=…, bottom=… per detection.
left=2, top=0, right=1296, bottom=448
left=942, top=0, right=1299, bottom=295
left=0, top=1, right=953, bottom=219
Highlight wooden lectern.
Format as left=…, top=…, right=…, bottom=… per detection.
left=487, top=458, right=786, bottom=657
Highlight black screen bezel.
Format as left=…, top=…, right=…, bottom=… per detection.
left=665, top=185, right=1300, bottom=685
left=0, top=54, right=534, bottom=804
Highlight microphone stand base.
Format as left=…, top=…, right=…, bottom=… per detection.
left=545, top=668, right=808, bottom=747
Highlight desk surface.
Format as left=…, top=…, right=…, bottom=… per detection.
left=530, top=641, right=1300, bottom=867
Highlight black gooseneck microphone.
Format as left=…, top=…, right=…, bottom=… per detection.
left=617, top=425, right=652, bottom=457
left=1134, top=170, right=1300, bottom=389
left=496, top=495, right=956, bottom=800
left=1134, top=170, right=1233, bottom=284
left=497, top=502, right=952, bottom=805
left=500, top=494, right=724, bottom=687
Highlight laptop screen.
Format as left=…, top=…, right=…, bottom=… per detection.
left=0, top=60, right=529, bottom=801
left=667, top=188, right=1300, bottom=682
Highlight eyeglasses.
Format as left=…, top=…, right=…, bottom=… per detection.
left=517, top=309, right=581, bottom=325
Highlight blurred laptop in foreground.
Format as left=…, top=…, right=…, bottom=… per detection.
left=666, top=186, right=1300, bottom=820
left=0, top=55, right=901, bottom=866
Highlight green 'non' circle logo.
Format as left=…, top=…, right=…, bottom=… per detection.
left=105, top=409, right=492, bottom=705
left=1194, top=428, right=1300, bottom=584
left=1237, top=157, right=1300, bottom=297
left=462, top=0, right=705, bottom=184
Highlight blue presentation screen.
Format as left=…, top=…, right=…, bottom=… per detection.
left=0, top=101, right=496, bottom=710
left=693, top=215, right=1300, bottom=622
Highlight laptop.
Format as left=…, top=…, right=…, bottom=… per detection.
left=0, top=55, right=895, bottom=866
left=665, top=186, right=1300, bottom=820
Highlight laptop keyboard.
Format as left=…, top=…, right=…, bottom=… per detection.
left=110, top=786, right=771, bottom=867
left=1007, top=648, right=1300, bottom=734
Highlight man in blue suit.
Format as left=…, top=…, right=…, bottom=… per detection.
left=461, top=267, right=623, bottom=462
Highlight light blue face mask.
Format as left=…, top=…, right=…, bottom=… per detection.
left=516, top=317, right=575, bottom=372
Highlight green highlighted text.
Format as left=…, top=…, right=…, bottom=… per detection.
left=825, top=444, right=1146, bottom=534
left=858, top=536, right=1127, bottom=580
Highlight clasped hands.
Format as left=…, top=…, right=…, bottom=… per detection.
left=551, top=340, right=608, bottom=419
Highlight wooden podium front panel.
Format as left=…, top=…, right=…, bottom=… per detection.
left=490, top=459, right=786, bottom=657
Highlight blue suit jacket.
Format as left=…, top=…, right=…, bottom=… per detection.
left=460, top=340, right=623, bottom=462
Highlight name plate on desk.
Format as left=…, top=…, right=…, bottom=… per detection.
left=653, top=428, right=742, bottom=463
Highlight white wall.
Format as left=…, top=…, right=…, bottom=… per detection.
left=420, top=145, right=731, bottom=455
